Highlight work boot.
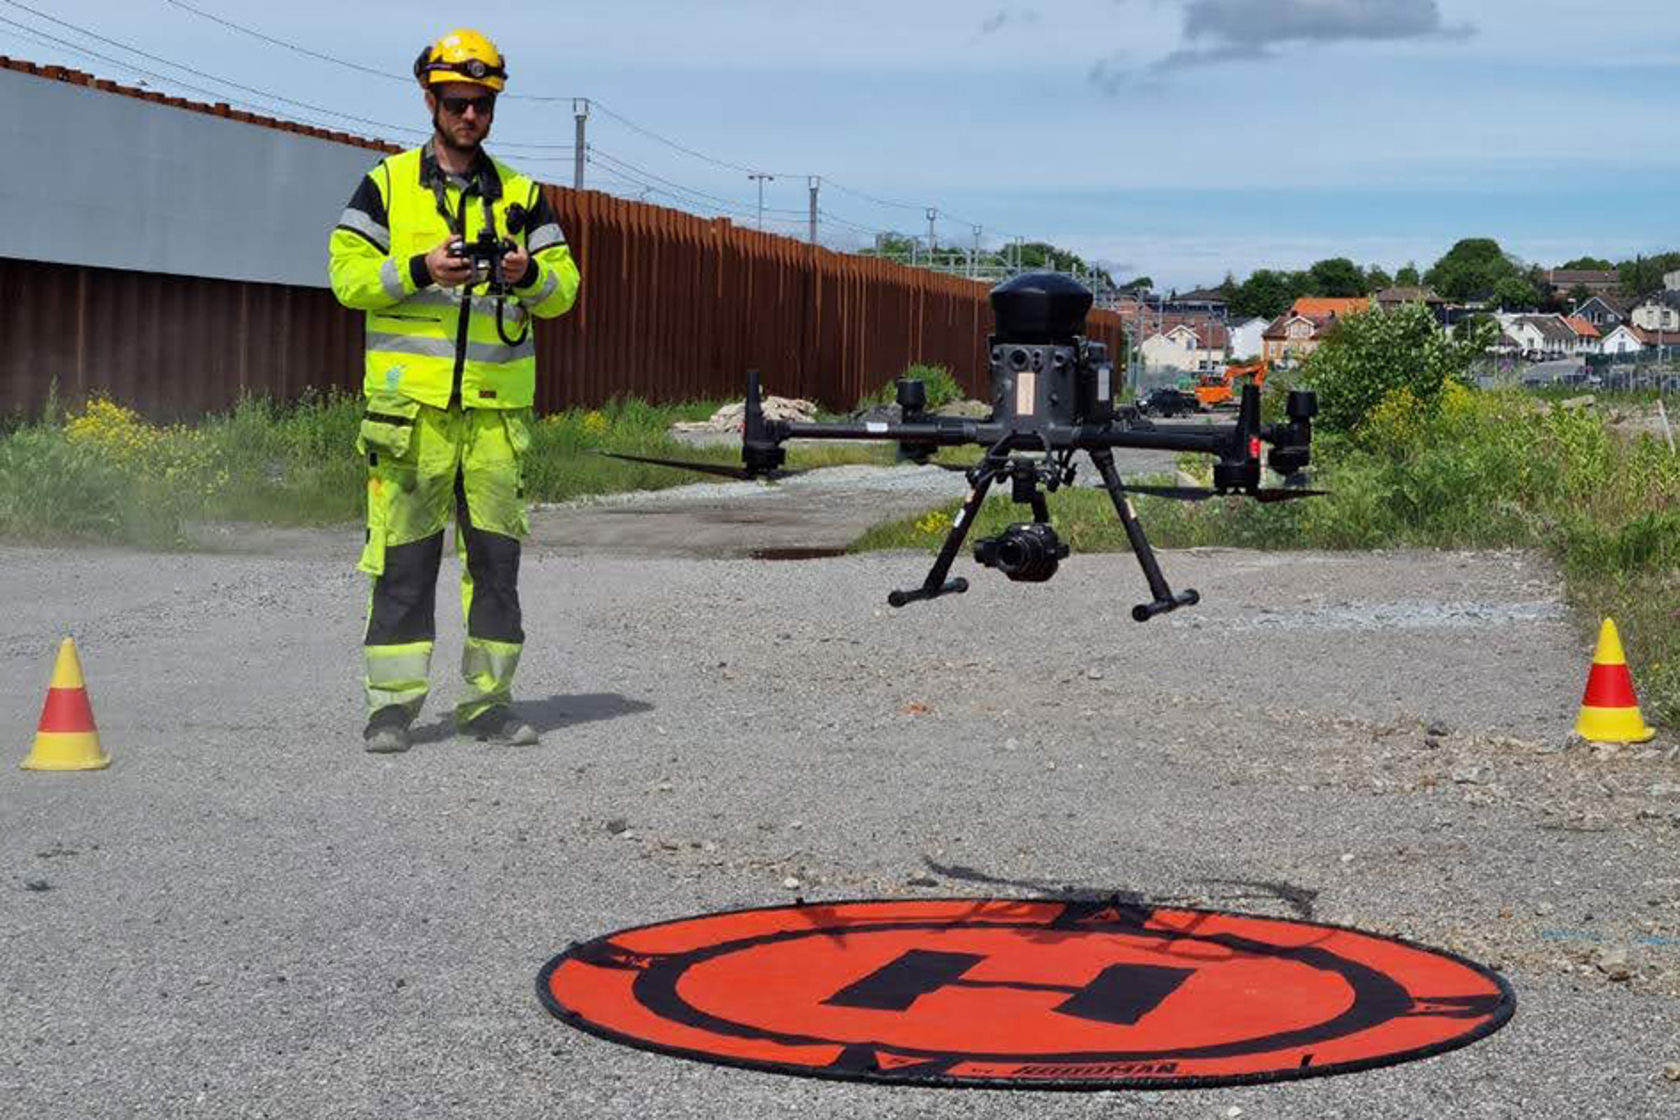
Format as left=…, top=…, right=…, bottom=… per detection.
left=363, top=706, right=412, bottom=754
left=460, top=705, right=539, bottom=746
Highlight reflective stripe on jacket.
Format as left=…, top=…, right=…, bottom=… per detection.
left=328, top=144, right=581, bottom=410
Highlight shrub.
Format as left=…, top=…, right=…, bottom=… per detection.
left=1302, top=303, right=1493, bottom=433
left=857, top=364, right=967, bottom=412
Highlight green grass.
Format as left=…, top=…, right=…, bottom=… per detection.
left=855, top=387, right=1680, bottom=726
left=0, top=390, right=896, bottom=548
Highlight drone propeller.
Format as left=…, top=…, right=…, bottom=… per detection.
left=595, top=450, right=809, bottom=482
left=1125, top=483, right=1329, bottom=504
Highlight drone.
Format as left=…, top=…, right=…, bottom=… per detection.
left=604, top=272, right=1322, bottom=622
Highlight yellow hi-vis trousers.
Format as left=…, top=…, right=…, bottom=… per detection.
left=356, top=394, right=533, bottom=725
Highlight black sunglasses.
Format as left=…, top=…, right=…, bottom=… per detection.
left=439, top=94, right=496, bottom=116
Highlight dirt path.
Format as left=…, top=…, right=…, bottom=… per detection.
left=1, top=500, right=1675, bottom=1118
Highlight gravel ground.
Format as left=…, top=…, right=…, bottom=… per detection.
left=1, top=506, right=1677, bottom=1117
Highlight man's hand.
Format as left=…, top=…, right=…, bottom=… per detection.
left=424, top=237, right=473, bottom=288
left=501, top=244, right=532, bottom=287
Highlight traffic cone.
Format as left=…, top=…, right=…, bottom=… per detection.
left=21, top=638, right=109, bottom=771
left=1574, top=619, right=1656, bottom=745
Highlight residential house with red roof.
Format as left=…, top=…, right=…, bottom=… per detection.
left=1260, top=296, right=1371, bottom=366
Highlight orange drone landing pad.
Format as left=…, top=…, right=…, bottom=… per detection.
left=538, top=898, right=1514, bottom=1090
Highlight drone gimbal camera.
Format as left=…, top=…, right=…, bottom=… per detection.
left=606, top=272, right=1322, bottom=621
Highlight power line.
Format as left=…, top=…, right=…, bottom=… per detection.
left=823, top=178, right=926, bottom=213
left=1, top=0, right=430, bottom=137
left=589, top=100, right=775, bottom=176
left=0, top=11, right=397, bottom=139
left=159, top=0, right=409, bottom=85
left=26, top=0, right=1047, bottom=255
left=589, top=163, right=806, bottom=229
left=591, top=147, right=804, bottom=216
left=158, top=0, right=578, bottom=103
left=0, top=3, right=582, bottom=154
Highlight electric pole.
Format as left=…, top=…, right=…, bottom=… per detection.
left=926, top=208, right=938, bottom=260
left=748, top=172, right=774, bottom=231
left=970, top=225, right=982, bottom=279
left=572, top=98, right=589, bottom=190
left=807, top=176, right=820, bottom=245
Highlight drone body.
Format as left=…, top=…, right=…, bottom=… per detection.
left=607, top=273, right=1321, bottom=621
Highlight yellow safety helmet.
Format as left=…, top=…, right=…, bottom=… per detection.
left=413, top=28, right=507, bottom=92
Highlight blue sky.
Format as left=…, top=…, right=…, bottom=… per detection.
left=8, top=0, right=1679, bottom=289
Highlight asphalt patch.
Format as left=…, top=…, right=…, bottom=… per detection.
left=539, top=897, right=1514, bottom=1090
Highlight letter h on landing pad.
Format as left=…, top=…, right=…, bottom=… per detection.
left=823, top=949, right=1195, bottom=1028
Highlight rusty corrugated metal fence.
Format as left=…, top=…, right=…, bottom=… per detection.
left=1, top=185, right=1125, bottom=419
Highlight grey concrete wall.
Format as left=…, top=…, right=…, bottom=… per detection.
left=0, top=69, right=392, bottom=289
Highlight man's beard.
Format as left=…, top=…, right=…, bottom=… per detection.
left=432, top=109, right=483, bottom=157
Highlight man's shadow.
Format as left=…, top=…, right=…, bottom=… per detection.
left=410, top=692, right=653, bottom=744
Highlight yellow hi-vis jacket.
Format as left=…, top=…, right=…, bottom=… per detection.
left=328, top=143, right=581, bottom=410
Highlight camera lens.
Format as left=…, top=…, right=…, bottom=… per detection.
left=1008, top=348, right=1030, bottom=371
left=974, top=523, right=1068, bottom=583
left=996, top=535, right=1034, bottom=572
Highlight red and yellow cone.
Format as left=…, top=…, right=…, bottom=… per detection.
left=21, top=638, right=109, bottom=771
left=1574, top=619, right=1656, bottom=745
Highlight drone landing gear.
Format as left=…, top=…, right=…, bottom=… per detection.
left=885, top=463, right=998, bottom=607
left=1087, top=448, right=1199, bottom=622
left=887, top=441, right=1197, bottom=622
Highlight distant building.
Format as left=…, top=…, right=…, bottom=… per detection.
left=1599, top=324, right=1646, bottom=356
left=1164, top=288, right=1230, bottom=317
left=1665, top=269, right=1680, bottom=292
left=1373, top=286, right=1444, bottom=314
left=1260, top=298, right=1370, bottom=366
left=1543, top=269, right=1619, bottom=298
left=1226, top=316, right=1270, bottom=361
left=1563, top=316, right=1601, bottom=355
left=1570, top=295, right=1631, bottom=330
left=1291, top=297, right=1371, bottom=320
left=1630, top=291, right=1680, bottom=333
left=1140, top=322, right=1230, bottom=373
left=1500, top=313, right=1579, bottom=359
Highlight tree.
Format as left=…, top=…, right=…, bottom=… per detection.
left=1365, top=265, right=1394, bottom=292
left=1425, top=238, right=1526, bottom=302
left=1559, top=256, right=1613, bottom=272
left=1229, top=269, right=1306, bottom=320
left=1014, top=242, right=1116, bottom=288
left=1120, top=276, right=1154, bottom=292
left=1396, top=262, right=1422, bottom=287
left=1302, top=303, right=1493, bottom=433
left=1307, top=257, right=1368, bottom=298
left=1617, top=253, right=1680, bottom=298
left=1490, top=275, right=1542, bottom=311
left=1568, top=284, right=1593, bottom=309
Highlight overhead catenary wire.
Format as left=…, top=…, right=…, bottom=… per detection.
left=588, top=163, right=805, bottom=230
left=0, top=2, right=579, bottom=153
left=25, top=0, right=1052, bottom=257
left=0, top=11, right=416, bottom=141
left=157, top=0, right=582, bottom=103
left=590, top=147, right=805, bottom=217
left=159, top=0, right=411, bottom=85
left=146, top=1, right=1040, bottom=247
left=0, top=0, right=432, bottom=137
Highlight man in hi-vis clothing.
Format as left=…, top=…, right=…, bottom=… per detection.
left=329, top=28, right=580, bottom=753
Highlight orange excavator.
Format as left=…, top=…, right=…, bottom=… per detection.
left=1194, top=358, right=1269, bottom=410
